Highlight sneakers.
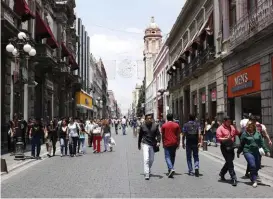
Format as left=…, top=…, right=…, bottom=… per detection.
left=168, top=169, right=175, bottom=178
left=110, top=147, right=113, bottom=152
left=219, top=173, right=226, bottom=181
left=252, top=181, right=258, bottom=188
left=232, top=179, right=237, bottom=186
left=145, top=174, right=150, bottom=180
left=188, top=172, right=194, bottom=176
left=195, top=169, right=199, bottom=177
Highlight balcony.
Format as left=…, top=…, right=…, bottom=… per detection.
left=230, top=0, right=273, bottom=51
left=53, top=62, right=70, bottom=75
left=1, top=2, right=20, bottom=35
left=35, top=44, right=58, bottom=71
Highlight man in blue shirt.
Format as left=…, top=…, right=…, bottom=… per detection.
left=182, top=114, right=202, bottom=177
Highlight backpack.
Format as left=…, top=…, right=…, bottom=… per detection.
left=185, top=122, right=198, bottom=139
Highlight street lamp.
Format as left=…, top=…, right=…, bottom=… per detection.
left=96, top=97, right=103, bottom=119
left=6, top=31, right=36, bottom=160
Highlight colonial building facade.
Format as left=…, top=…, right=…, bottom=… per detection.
left=220, top=0, right=273, bottom=145
left=1, top=0, right=79, bottom=148
left=166, top=0, right=224, bottom=124
left=152, top=44, right=169, bottom=120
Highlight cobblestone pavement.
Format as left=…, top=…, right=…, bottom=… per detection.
left=1, top=128, right=273, bottom=198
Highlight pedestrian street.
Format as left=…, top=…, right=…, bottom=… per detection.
left=1, top=128, right=273, bottom=198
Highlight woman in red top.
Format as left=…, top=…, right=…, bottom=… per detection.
left=216, top=116, right=240, bottom=186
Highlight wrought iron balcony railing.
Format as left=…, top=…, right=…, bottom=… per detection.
left=230, top=0, right=273, bottom=49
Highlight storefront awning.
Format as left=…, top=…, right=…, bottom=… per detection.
left=47, top=35, right=59, bottom=49
left=14, top=0, right=35, bottom=22
left=198, top=12, right=214, bottom=37
left=61, top=42, right=70, bottom=57
left=75, top=90, right=93, bottom=110
left=69, top=55, right=79, bottom=71
left=35, top=11, right=56, bottom=42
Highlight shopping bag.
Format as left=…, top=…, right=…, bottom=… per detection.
left=110, top=137, right=116, bottom=146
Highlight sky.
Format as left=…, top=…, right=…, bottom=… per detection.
left=75, top=0, right=186, bottom=115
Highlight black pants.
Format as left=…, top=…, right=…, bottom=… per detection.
left=51, top=137, right=57, bottom=155
left=70, top=137, right=79, bottom=155
left=88, top=134, right=93, bottom=147
left=220, top=145, right=237, bottom=180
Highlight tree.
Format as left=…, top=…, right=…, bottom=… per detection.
left=136, top=82, right=145, bottom=117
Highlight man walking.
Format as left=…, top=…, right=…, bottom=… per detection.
left=182, top=114, right=202, bottom=177
left=216, top=115, right=240, bottom=186
left=161, top=114, right=180, bottom=178
left=138, top=115, right=161, bottom=180
left=121, top=116, right=127, bottom=135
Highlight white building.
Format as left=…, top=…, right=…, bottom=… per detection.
left=143, top=17, right=162, bottom=116
left=152, top=44, right=169, bottom=119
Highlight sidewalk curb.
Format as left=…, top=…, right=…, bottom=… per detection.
left=1, top=147, right=60, bottom=176
left=200, top=150, right=273, bottom=183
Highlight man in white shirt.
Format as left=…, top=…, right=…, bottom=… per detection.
left=121, top=116, right=127, bottom=135
left=85, top=119, right=94, bottom=147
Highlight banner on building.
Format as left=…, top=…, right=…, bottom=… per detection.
left=201, top=93, right=206, bottom=104
left=211, top=89, right=216, bottom=101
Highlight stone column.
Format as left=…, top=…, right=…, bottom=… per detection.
left=222, top=0, right=230, bottom=41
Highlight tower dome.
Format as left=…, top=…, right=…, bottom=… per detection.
left=146, top=16, right=160, bottom=30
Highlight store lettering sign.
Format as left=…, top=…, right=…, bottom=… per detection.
left=231, top=73, right=253, bottom=93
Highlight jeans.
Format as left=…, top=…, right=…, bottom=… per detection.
left=220, top=145, right=237, bottom=180
left=205, top=130, right=213, bottom=143
left=115, top=125, right=118, bottom=134
left=103, top=135, right=111, bottom=151
left=164, top=146, right=177, bottom=170
left=122, top=124, right=126, bottom=135
left=79, top=138, right=86, bottom=153
left=70, top=137, right=78, bottom=155
left=186, top=144, right=199, bottom=173
left=88, top=134, right=93, bottom=147
left=31, top=136, right=41, bottom=157
left=143, top=143, right=154, bottom=174
left=133, top=127, right=137, bottom=137
left=60, top=138, right=68, bottom=155
left=244, top=152, right=260, bottom=182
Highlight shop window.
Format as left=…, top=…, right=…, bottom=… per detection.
left=229, top=0, right=236, bottom=29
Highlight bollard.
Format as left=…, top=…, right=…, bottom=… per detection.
left=14, top=137, right=25, bottom=160
left=1, top=158, right=8, bottom=173
left=203, top=141, right=208, bottom=151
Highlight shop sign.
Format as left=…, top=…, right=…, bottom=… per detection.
left=201, top=93, right=206, bottom=104
left=227, top=64, right=261, bottom=98
left=211, top=89, right=217, bottom=101
left=75, top=91, right=93, bottom=109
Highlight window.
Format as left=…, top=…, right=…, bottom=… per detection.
left=229, top=0, right=236, bottom=28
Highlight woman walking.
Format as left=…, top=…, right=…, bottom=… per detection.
left=68, top=117, right=80, bottom=157
left=59, top=120, right=68, bottom=157
left=78, top=123, right=87, bottom=154
left=92, top=120, right=102, bottom=153
left=102, top=120, right=112, bottom=152
left=237, top=121, right=270, bottom=187
left=46, top=120, right=57, bottom=157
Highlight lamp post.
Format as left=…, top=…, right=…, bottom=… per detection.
left=96, top=97, right=103, bottom=119
left=6, top=31, right=36, bottom=160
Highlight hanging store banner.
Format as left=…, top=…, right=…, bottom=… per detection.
left=211, top=89, right=217, bottom=101
left=201, top=93, right=206, bottom=104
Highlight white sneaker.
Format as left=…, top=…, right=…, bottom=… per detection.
left=252, top=181, right=258, bottom=188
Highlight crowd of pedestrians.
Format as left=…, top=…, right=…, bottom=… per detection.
left=137, top=113, right=271, bottom=189
left=7, top=115, right=117, bottom=159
